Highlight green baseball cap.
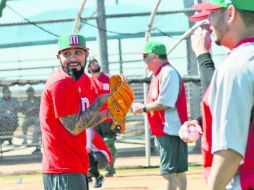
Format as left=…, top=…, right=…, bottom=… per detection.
left=144, top=41, right=167, bottom=55
left=190, top=0, right=254, bottom=22
left=58, top=33, right=89, bottom=53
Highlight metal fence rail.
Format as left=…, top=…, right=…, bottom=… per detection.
left=0, top=77, right=202, bottom=157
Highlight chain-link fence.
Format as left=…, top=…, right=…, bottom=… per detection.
left=0, top=85, right=42, bottom=155
left=0, top=77, right=202, bottom=156
left=0, top=1, right=228, bottom=158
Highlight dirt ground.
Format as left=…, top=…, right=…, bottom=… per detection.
left=0, top=153, right=206, bottom=190
left=100, top=168, right=206, bottom=190
left=0, top=168, right=206, bottom=190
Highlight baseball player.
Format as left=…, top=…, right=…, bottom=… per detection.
left=131, top=41, right=188, bottom=190
left=40, top=33, right=113, bottom=190
left=180, top=0, right=254, bottom=189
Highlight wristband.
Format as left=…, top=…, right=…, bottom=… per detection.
left=143, top=106, right=147, bottom=113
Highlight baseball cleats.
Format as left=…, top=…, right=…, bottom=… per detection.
left=94, top=175, right=104, bottom=188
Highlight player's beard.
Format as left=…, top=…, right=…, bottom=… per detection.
left=91, top=65, right=101, bottom=73
left=210, top=9, right=229, bottom=46
left=62, top=61, right=86, bottom=81
left=68, top=67, right=84, bottom=80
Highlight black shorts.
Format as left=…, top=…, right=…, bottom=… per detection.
left=156, top=135, right=188, bottom=175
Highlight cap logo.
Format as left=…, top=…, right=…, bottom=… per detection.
left=70, top=35, right=80, bottom=45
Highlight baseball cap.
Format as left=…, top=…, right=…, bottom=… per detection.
left=144, top=41, right=167, bottom=55
left=190, top=0, right=254, bottom=22
left=88, top=58, right=99, bottom=67
left=58, top=33, right=89, bottom=53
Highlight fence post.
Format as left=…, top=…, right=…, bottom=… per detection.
left=96, top=0, right=109, bottom=74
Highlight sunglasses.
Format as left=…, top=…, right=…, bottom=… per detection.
left=143, top=53, right=149, bottom=60
left=143, top=53, right=157, bottom=63
left=143, top=53, right=150, bottom=61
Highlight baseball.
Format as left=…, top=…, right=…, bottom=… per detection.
left=179, top=124, right=201, bottom=143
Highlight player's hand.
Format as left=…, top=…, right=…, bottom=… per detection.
left=130, top=103, right=144, bottom=115
left=178, top=120, right=203, bottom=143
left=191, top=27, right=212, bottom=57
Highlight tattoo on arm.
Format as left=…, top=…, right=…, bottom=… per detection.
left=60, top=94, right=111, bottom=135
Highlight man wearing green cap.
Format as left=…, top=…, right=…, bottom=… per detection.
left=181, top=0, right=254, bottom=189
left=131, top=41, right=189, bottom=190
left=40, top=33, right=113, bottom=190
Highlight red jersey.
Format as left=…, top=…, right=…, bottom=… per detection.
left=90, top=72, right=111, bottom=122
left=200, top=86, right=213, bottom=181
left=90, top=73, right=110, bottom=95
left=40, top=67, right=95, bottom=174
left=201, top=38, right=254, bottom=189
left=147, top=63, right=188, bottom=136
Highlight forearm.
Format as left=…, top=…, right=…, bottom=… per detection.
left=145, top=101, right=169, bottom=112
left=60, top=94, right=111, bottom=135
left=131, top=101, right=169, bottom=115
left=208, top=149, right=242, bottom=190
left=78, top=110, right=110, bottom=129
left=197, top=53, right=215, bottom=94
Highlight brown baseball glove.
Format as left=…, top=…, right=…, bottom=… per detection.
left=107, top=74, right=135, bottom=133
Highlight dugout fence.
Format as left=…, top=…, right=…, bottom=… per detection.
left=0, top=76, right=202, bottom=158
left=0, top=0, right=224, bottom=160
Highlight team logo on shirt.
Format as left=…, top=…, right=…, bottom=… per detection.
left=103, top=83, right=109, bottom=91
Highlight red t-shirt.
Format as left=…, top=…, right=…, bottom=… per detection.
left=40, top=67, right=95, bottom=174
left=90, top=72, right=112, bottom=122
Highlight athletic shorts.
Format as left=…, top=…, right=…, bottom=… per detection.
left=156, top=135, right=188, bottom=175
left=42, top=173, right=88, bottom=190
